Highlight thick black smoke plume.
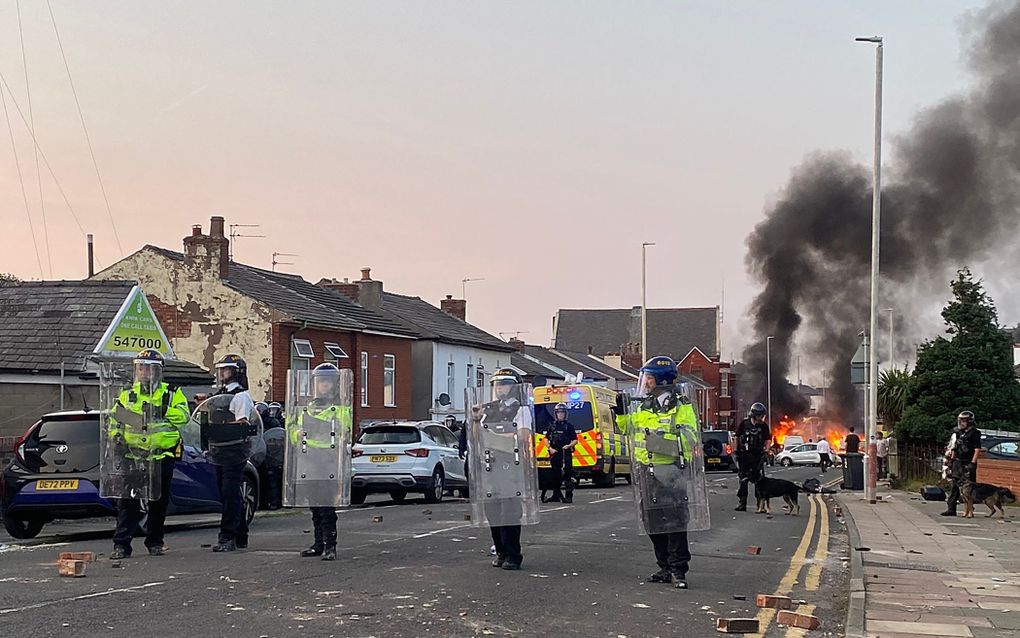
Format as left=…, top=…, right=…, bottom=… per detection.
left=743, top=0, right=1020, bottom=424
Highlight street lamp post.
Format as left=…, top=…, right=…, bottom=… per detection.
left=856, top=35, right=883, bottom=505
left=766, top=336, right=774, bottom=424
left=887, top=308, right=894, bottom=370
left=641, top=242, right=656, bottom=362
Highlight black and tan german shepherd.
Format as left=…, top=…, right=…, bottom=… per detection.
left=752, top=475, right=804, bottom=516
left=962, top=483, right=1016, bottom=518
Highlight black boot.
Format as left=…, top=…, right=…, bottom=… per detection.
left=322, top=546, right=337, bottom=561
left=940, top=510, right=957, bottom=517
left=301, top=544, right=324, bottom=557
left=734, top=502, right=747, bottom=512
left=491, top=555, right=506, bottom=568
left=212, top=540, right=236, bottom=553
left=110, top=546, right=130, bottom=560
left=673, top=574, right=689, bottom=589
left=647, top=569, right=672, bottom=583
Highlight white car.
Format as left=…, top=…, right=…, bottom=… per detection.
left=776, top=443, right=822, bottom=466
left=351, top=421, right=468, bottom=505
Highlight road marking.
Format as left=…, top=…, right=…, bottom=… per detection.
left=411, top=523, right=473, bottom=539
left=541, top=505, right=572, bottom=513
left=806, top=495, right=829, bottom=591
left=783, top=603, right=817, bottom=638
left=590, top=496, right=622, bottom=504
left=0, top=581, right=166, bottom=615
left=747, top=495, right=819, bottom=638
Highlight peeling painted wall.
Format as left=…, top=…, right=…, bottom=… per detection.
left=93, top=248, right=279, bottom=399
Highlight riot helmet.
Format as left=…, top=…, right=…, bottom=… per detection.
left=637, top=356, right=678, bottom=395
left=749, top=402, right=767, bottom=420
left=215, top=353, right=249, bottom=390
left=133, top=348, right=164, bottom=392
left=553, top=402, right=568, bottom=421
left=312, top=362, right=341, bottom=402
left=255, top=401, right=269, bottom=416
left=491, top=368, right=522, bottom=402
left=957, top=410, right=976, bottom=428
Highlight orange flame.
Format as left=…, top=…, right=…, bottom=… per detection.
left=771, top=416, right=797, bottom=445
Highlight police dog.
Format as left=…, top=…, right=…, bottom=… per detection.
left=962, top=483, right=1017, bottom=518
left=752, top=475, right=802, bottom=516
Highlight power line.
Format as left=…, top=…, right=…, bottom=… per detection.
left=1, top=79, right=43, bottom=278
left=46, top=0, right=123, bottom=257
left=18, top=0, right=51, bottom=276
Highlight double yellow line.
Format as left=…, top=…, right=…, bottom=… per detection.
left=747, top=492, right=831, bottom=638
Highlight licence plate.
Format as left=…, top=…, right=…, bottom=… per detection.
left=537, top=460, right=551, bottom=468
left=707, top=458, right=721, bottom=464
left=370, top=455, right=398, bottom=463
left=36, top=479, right=79, bottom=490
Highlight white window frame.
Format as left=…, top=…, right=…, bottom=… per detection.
left=383, top=354, right=396, bottom=408
left=324, top=342, right=349, bottom=362
left=360, top=352, right=369, bottom=407
left=466, top=363, right=474, bottom=392
left=292, top=338, right=314, bottom=359
left=291, top=340, right=312, bottom=396
left=720, top=370, right=730, bottom=398
left=447, top=361, right=456, bottom=400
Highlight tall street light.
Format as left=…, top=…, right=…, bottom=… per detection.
left=766, top=336, right=774, bottom=424
left=641, top=242, right=656, bottom=362
left=886, top=308, right=894, bottom=370
left=856, top=35, right=883, bottom=505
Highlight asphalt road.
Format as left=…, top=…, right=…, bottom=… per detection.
left=0, top=465, right=848, bottom=637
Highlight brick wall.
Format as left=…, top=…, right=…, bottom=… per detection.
left=148, top=295, right=193, bottom=339
left=977, top=458, right=1020, bottom=495
left=270, top=324, right=412, bottom=426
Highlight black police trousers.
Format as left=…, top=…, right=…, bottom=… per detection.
left=945, top=459, right=977, bottom=514
left=490, top=525, right=523, bottom=566
left=113, top=458, right=176, bottom=553
left=265, top=462, right=283, bottom=509
left=736, top=452, right=765, bottom=505
left=649, top=531, right=690, bottom=576
left=216, top=461, right=248, bottom=544
left=310, top=507, right=338, bottom=549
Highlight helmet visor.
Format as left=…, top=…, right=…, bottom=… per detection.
left=637, top=371, right=660, bottom=395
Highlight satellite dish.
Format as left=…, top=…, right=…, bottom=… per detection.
left=533, top=376, right=547, bottom=388
left=438, top=393, right=452, bottom=406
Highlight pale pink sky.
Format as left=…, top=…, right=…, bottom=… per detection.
left=1, top=1, right=1007, bottom=375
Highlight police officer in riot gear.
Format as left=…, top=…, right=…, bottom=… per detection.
left=293, top=363, right=352, bottom=561
left=541, top=403, right=578, bottom=503
left=210, top=353, right=256, bottom=552
left=734, top=402, right=771, bottom=512
left=109, top=349, right=190, bottom=559
left=942, top=411, right=982, bottom=517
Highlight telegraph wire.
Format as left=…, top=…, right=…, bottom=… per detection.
left=18, top=0, right=52, bottom=277
left=1, top=79, right=44, bottom=278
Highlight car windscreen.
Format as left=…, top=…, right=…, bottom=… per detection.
left=358, top=426, right=421, bottom=445
left=534, top=402, right=595, bottom=433
left=26, top=417, right=100, bottom=474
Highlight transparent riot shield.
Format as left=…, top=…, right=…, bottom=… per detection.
left=184, top=394, right=263, bottom=467
left=283, top=369, right=354, bottom=508
left=98, top=361, right=159, bottom=501
left=624, top=383, right=710, bottom=534
left=465, top=384, right=540, bottom=527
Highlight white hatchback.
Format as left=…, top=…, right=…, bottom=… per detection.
left=351, top=421, right=468, bottom=505
left=776, top=443, right=822, bottom=466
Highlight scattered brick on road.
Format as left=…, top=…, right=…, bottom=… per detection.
left=57, top=559, right=87, bottom=578
left=777, top=611, right=821, bottom=630
left=746, top=546, right=762, bottom=555
left=756, top=594, right=792, bottom=609
left=716, top=617, right=761, bottom=633
left=59, top=551, right=95, bottom=563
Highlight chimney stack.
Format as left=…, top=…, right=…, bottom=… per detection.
left=86, top=234, right=94, bottom=278
left=440, top=295, right=467, bottom=321
left=317, top=277, right=360, bottom=301
left=508, top=337, right=526, bottom=352
left=355, top=267, right=383, bottom=310
left=183, top=216, right=230, bottom=279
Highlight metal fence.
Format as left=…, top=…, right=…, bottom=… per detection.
left=892, top=442, right=944, bottom=484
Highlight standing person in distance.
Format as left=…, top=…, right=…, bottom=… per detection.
left=209, top=353, right=256, bottom=552
left=540, top=403, right=578, bottom=503
left=816, top=436, right=832, bottom=474
left=941, top=411, right=982, bottom=517
left=734, top=403, right=771, bottom=512
left=843, top=427, right=861, bottom=454
left=109, top=349, right=190, bottom=559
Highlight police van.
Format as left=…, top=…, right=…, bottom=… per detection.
left=532, top=384, right=631, bottom=487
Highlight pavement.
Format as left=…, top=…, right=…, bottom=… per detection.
left=0, top=465, right=848, bottom=637
left=838, top=483, right=1020, bottom=638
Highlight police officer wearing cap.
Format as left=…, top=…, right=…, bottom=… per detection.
left=734, top=403, right=771, bottom=512
left=942, top=410, right=982, bottom=517
left=110, top=349, right=190, bottom=559
left=541, top=403, right=578, bottom=503
left=210, top=353, right=256, bottom=552
left=293, top=363, right=353, bottom=561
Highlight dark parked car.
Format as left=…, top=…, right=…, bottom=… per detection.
left=1, top=409, right=260, bottom=540
left=702, top=430, right=737, bottom=472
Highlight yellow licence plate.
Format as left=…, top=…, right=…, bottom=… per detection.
left=707, top=458, right=721, bottom=464
left=370, top=455, right=398, bottom=463
left=36, top=479, right=79, bottom=490
left=537, top=460, right=551, bottom=468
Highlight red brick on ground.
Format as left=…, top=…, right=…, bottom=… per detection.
left=716, top=618, right=760, bottom=633
left=57, top=559, right=86, bottom=578
left=756, top=594, right=793, bottom=609
left=777, top=611, right=820, bottom=630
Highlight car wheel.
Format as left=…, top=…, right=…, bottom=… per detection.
left=350, top=488, right=367, bottom=505
left=242, top=473, right=258, bottom=526
left=390, top=490, right=408, bottom=503
left=3, top=514, right=45, bottom=540
left=424, top=467, right=444, bottom=504
left=624, top=473, right=632, bottom=485
left=781, top=458, right=793, bottom=467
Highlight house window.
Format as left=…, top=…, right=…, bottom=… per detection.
left=476, top=366, right=485, bottom=389
left=360, top=352, right=369, bottom=407
left=324, top=342, right=348, bottom=364
left=447, top=361, right=456, bottom=400
left=384, top=355, right=396, bottom=407
left=291, top=339, right=313, bottom=395
left=466, top=364, right=474, bottom=393
left=720, top=371, right=730, bottom=397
